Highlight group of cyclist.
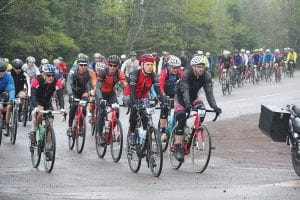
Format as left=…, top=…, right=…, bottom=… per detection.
left=2, top=46, right=297, bottom=164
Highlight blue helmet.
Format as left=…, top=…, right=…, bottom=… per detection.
left=42, top=64, right=56, bottom=73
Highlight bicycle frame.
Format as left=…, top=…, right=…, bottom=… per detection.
left=104, top=103, right=119, bottom=144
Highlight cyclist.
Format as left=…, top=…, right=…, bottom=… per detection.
left=123, top=54, right=166, bottom=141
left=206, top=52, right=215, bottom=78
left=157, top=51, right=170, bottom=75
left=29, top=64, right=64, bottom=144
left=10, top=59, right=31, bottom=121
left=121, top=51, right=139, bottom=82
left=90, top=53, right=102, bottom=72
left=95, top=55, right=127, bottom=145
left=4, top=58, right=13, bottom=72
left=273, top=49, right=283, bottom=76
left=120, top=54, right=127, bottom=65
left=0, top=59, right=15, bottom=135
left=173, top=56, right=221, bottom=162
left=57, top=56, right=68, bottom=80
left=159, top=55, right=183, bottom=142
left=22, top=56, right=40, bottom=79
left=66, top=55, right=94, bottom=136
left=287, top=48, right=297, bottom=70
left=196, top=50, right=209, bottom=69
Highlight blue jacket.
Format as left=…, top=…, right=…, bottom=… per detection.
left=0, top=72, right=15, bottom=101
left=263, top=53, right=274, bottom=64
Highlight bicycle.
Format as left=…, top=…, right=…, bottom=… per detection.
left=127, top=99, right=163, bottom=177
left=220, top=68, right=232, bottom=95
left=30, top=109, right=67, bottom=173
left=95, top=100, right=123, bottom=162
left=6, top=98, right=21, bottom=144
left=68, top=98, right=92, bottom=153
left=168, top=105, right=218, bottom=173
left=0, top=100, right=8, bottom=147
left=273, top=63, right=282, bottom=83
left=157, top=96, right=175, bottom=152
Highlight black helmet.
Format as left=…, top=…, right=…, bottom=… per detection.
left=77, top=55, right=89, bottom=64
left=0, top=58, right=7, bottom=72
left=108, top=55, right=121, bottom=65
left=12, top=59, right=24, bottom=69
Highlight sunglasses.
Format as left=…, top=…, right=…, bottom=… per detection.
left=79, top=64, right=88, bottom=67
left=45, top=74, right=55, bottom=77
left=110, top=65, right=118, bottom=68
left=171, top=66, right=179, bottom=70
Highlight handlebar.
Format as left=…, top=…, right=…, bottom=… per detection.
left=186, top=108, right=219, bottom=122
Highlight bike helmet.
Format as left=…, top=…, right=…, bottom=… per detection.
left=168, top=55, right=181, bottom=67
left=108, top=55, right=121, bottom=66
left=95, top=62, right=107, bottom=71
left=240, top=49, right=245, bottom=53
left=139, top=54, right=155, bottom=65
left=120, top=54, right=126, bottom=59
left=41, top=58, right=49, bottom=65
left=0, top=58, right=7, bottom=72
left=266, top=49, right=271, bottom=53
left=26, top=56, right=36, bottom=63
left=129, top=51, right=137, bottom=56
left=205, top=52, right=210, bottom=56
left=42, top=64, right=56, bottom=74
left=93, top=52, right=101, bottom=58
left=246, top=50, right=251, bottom=54
left=197, top=50, right=204, bottom=55
left=12, top=59, right=24, bottom=69
left=4, top=58, right=9, bottom=64
left=190, top=56, right=205, bottom=66
left=223, top=50, right=230, bottom=56
left=57, top=56, right=64, bottom=61
left=53, top=59, right=60, bottom=65
left=77, top=55, right=89, bottom=64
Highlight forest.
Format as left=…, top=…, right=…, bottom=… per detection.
left=0, top=0, right=299, bottom=65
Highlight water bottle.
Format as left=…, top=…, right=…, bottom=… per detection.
left=138, top=127, right=145, bottom=145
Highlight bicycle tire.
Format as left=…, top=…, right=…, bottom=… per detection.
left=95, top=127, right=107, bottom=159
left=0, top=118, right=2, bottom=147
left=168, top=128, right=183, bottom=170
left=127, top=131, right=141, bottom=173
left=148, top=127, right=163, bottom=177
left=76, top=116, right=86, bottom=153
left=44, top=126, right=56, bottom=173
left=30, top=130, right=41, bottom=168
left=291, top=146, right=300, bottom=177
left=191, top=124, right=212, bottom=173
left=221, top=79, right=227, bottom=96
left=110, top=119, right=123, bottom=162
left=10, top=109, right=18, bottom=144
left=68, top=130, right=75, bottom=150
left=22, top=99, right=29, bottom=127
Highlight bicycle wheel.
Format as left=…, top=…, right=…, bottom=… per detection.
left=30, top=131, right=41, bottom=168
left=127, top=131, right=141, bottom=173
left=10, top=108, right=18, bottom=144
left=91, top=115, right=96, bottom=136
left=227, top=81, right=232, bottom=95
left=22, top=99, right=29, bottom=127
left=221, top=79, right=227, bottom=95
left=68, top=129, right=75, bottom=150
left=291, top=146, right=300, bottom=177
left=148, top=127, right=163, bottom=177
left=0, top=117, right=2, bottom=147
left=191, top=124, right=212, bottom=173
left=76, top=116, right=86, bottom=153
left=168, top=129, right=183, bottom=170
left=43, top=126, right=56, bottom=173
left=110, top=119, right=123, bottom=162
left=95, top=128, right=107, bottom=159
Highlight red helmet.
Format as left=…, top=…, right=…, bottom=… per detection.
left=138, top=54, right=155, bottom=65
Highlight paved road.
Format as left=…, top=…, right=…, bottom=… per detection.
left=1, top=72, right=300, bottom=199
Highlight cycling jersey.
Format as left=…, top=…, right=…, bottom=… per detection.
left=233, top=54, right=242, bottom=66
left=96, top=67, right=126, bottom=100
left=22, top=63, right=40, bottom=79
left=287, top=51, right=297, bottom=63
left=175, top=69, right=217, bottom=110
left=123, top=69, right=160, bottom=99
left=159, top=68, right=183, bottom=97
left=10, top=69, right=30, bottom=96
left=66, top=67, right=92, bottom=98
left=263, top=53, right=274, bottom=64
left=0, top=72, right=15, bottom=101
left=31, top=75, right=63, bottom=108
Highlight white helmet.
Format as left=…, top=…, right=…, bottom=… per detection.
left=223, top=50, right=230, bottom=56
left=274, top=49, right=280, bottom=53
left=259, top=48, right=264, bottom=52
left=120, top=54, right=126, bottom=59
left=241, top=49, right=245, bottom=53
left=53, top=59, right=60, bottom=65
left=41, top=58, right=49, bottom=65
left=95, top=62, right=106, bottom=71
left=190, top=56, right=205, bottom=66
left=205, top=52, right=210, bottom=56
left=93, top=53, right=101, bottom=58
left=197, top=50, right=204, bottom=55
left=168, top=55, right=181, bottom=67
left=26, top=56, right=36, bottom=63
left=266, top=49, right=270, bottom=53
left=246, top=50, right=250, bottom=54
